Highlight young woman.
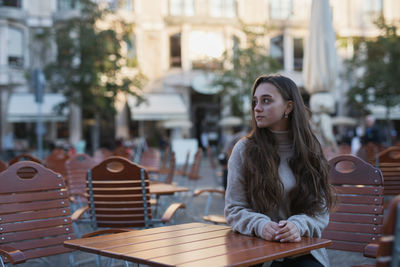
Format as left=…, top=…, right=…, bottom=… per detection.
left=224, top=74, right=334, bottom=267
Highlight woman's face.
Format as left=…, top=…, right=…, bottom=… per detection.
left=253, top=82, right=291, bottom=131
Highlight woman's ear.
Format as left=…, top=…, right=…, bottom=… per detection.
left=286, top=100, right=294, bottom=114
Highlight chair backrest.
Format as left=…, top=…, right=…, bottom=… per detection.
left=93, top=148, right=113, bottom=164
left=8, top=154, right=42, bottom=166
left=163, top=152, right=176, bottom=184
left=87, top=156, right=152, bottom=229
left=140, top=148, right=161, bottom=171
left=44, top=148, right=69, bottom=179
left=322, top=154, right=385, bottom=252
left=376, top=146, right=400, bottom=196
left=0, top=160, right=7, bottom=172
left=65, top=153, right=97, bottom=198
left=113, top=146, right=132, bottom=160
left=0, top=161, right=74, bottom=263
left=187, top=149, right=203, bottom=180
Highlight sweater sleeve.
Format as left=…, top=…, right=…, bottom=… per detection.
left=224, top=139, right=272, bottom=238
left=288, top=210, right=330, bottom=238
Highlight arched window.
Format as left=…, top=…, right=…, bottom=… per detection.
left=270, top=35, right=284, bottom=67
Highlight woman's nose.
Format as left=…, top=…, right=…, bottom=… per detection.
left=254, top=102, right=262, bottom=112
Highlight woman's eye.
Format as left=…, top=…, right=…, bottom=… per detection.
left=252, top=100, right=257, bottom=106
left=263, top=98, right=270, bottom=103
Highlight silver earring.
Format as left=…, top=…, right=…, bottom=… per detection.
left=284, top=113, right=288, bottom=118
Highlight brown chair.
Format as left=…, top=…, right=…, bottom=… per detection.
left=85, top=156, right=185, bottom=229
left=175, top=150, right=190, bottom=177
left=8, top=154, right=42, bottom=166
left=193, top=188, right=226, bottom=224
left=0, top=161, right=75, bottom=265
left=140, top=148, right=161, bottom=174
left=376, top=146, right=400, bottom=196
left=322, top=154, right=385, bottom=253
left=93, top=148, right=112, bottom=164
left=0, top=160, right=7, bottom=172
left=113, top=146, right=132, bottom=160
left=0, top=161, right=128, bottom=266
left=356, top=195, right=400, bottom=267
left=162, top=152, right=176, bottom=185
left=65, top=153, right=97, bottom=206
left=44, top=148, right=69, bottom=180
left=187, top=149, right=203, bottom=181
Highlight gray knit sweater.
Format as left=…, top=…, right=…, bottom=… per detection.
left=224, top=131, right=330, bottom=267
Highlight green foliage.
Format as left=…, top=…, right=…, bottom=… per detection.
left=346, top=18, right=400, bottom=118
left=213, top=23, right=281, bottom=118
left=45, top=0, right=146, bottom=121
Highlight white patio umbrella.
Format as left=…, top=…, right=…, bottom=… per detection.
left=303, top=0, right=338, bottom=149
left=303, top=0, right=337, bottom=94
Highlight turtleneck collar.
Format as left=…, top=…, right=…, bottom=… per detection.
left=270, top=130, right=291, bottom=144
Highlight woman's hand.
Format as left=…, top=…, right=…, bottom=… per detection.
left=262, top=221, right=280, bottom=241
left=273, top=220, right=301, bottom=242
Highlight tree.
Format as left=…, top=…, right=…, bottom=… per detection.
left=346, top=18, right=400, bottom=123
left=45, top=0, right=146, bottom=150
left=213, top=24, right=281, bottom=119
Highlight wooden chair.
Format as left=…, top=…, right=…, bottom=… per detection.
left=140, top=148, right=161, bottom=174
left=355, top=195, right=400, bottom=267
left=44, top=148, right=69, bottom=180
left=8, top=154, right=42, bottom=166
left=0, top=161, right=130, bottom=266
left=113, top=145, right=132, bottom=160
left=93, top=147, right=112, bottom=164
left=65, top=153, right=97, bottom=207
left=0, top=161, right=76, bottom=265
left=376, top=146, right=400, bottom=196
left=322, top=154, right=385, bottom=253
left=162, top=152, right=176, bottom=185
left=85, top=156, right=185, bottom=229
left=187, top=149, right=203, bottom=182
left=193, top=188, right=226, bottom=224
left=0, top=160, right=7, bottom=172
left=175, top=150, right=190, bottom=177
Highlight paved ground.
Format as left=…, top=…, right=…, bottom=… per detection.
left=11, top=154, right=375, bottom=267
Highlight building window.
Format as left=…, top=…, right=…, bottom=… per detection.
left=169, top=0, right=194, bottom=16
left=269, top=0, right=292, bottom=20
left=209, top=0, right=236, bottom=18
left=170, top=33, right=182, bottom=67
left=118, top=0, right=134, bottom=11
left=364, top=0, right=382, bottom=21
left=0, top=0, right=22, bottom=8
left=293, top=37, right=303, bottom=71
left=125, top=34, right=137, bottom=67
left=189, top=31, right=224, bottom=69
left=270, top=35, right=284, bottom=67
left=8, top=27, right=23, bottom=68
left=57, top=0, right=80, bottom=11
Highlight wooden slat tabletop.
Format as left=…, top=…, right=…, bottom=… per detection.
left=65, top=223, right=331, bottom=267
left=149, top=182, right=189, bottom=195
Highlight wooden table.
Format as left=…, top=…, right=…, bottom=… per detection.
left=149, top=181, right=189, bottom=196
left=65, top=222, right=332, bottom=267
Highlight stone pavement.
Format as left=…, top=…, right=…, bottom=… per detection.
left=11, top=154, right=375, bottom=267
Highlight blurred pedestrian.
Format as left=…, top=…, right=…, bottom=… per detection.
left=361, top=114, right=383, bottom=145
left=224, top=74, right=334, bottom=267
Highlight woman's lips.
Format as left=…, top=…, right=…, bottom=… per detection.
left=255, top=116, right=264, bottom=121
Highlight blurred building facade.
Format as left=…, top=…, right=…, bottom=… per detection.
left=0, top=0, right=399, bottom=152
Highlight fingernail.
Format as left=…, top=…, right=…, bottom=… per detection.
left=275, top=231, right=279, bottom=235
left=280, top=239, right=285, bottom=242
left=275, top=235, right=280, bottom=240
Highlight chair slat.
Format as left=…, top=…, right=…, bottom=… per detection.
left=0, top=207, right=71, bottom=224
left=326, top=222, right=382, bottom=234
left=1, top=225, right=73, bottom=243
left=0, top=190, right=67, bottom=204
left=1, top=217, right=72, bottom=233
left=0, top=199, right=69, bottom=214
left=323, top=231, right=379, bottom=243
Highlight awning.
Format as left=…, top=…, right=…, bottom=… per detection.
left=7, top=93, right=68, bottom=122
left=127, top=93, right=188, bottom=121
left=368, top=104, right=400, bottom=120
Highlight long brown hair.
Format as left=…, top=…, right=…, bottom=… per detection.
left=243, top=74, right=334, bottom=216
